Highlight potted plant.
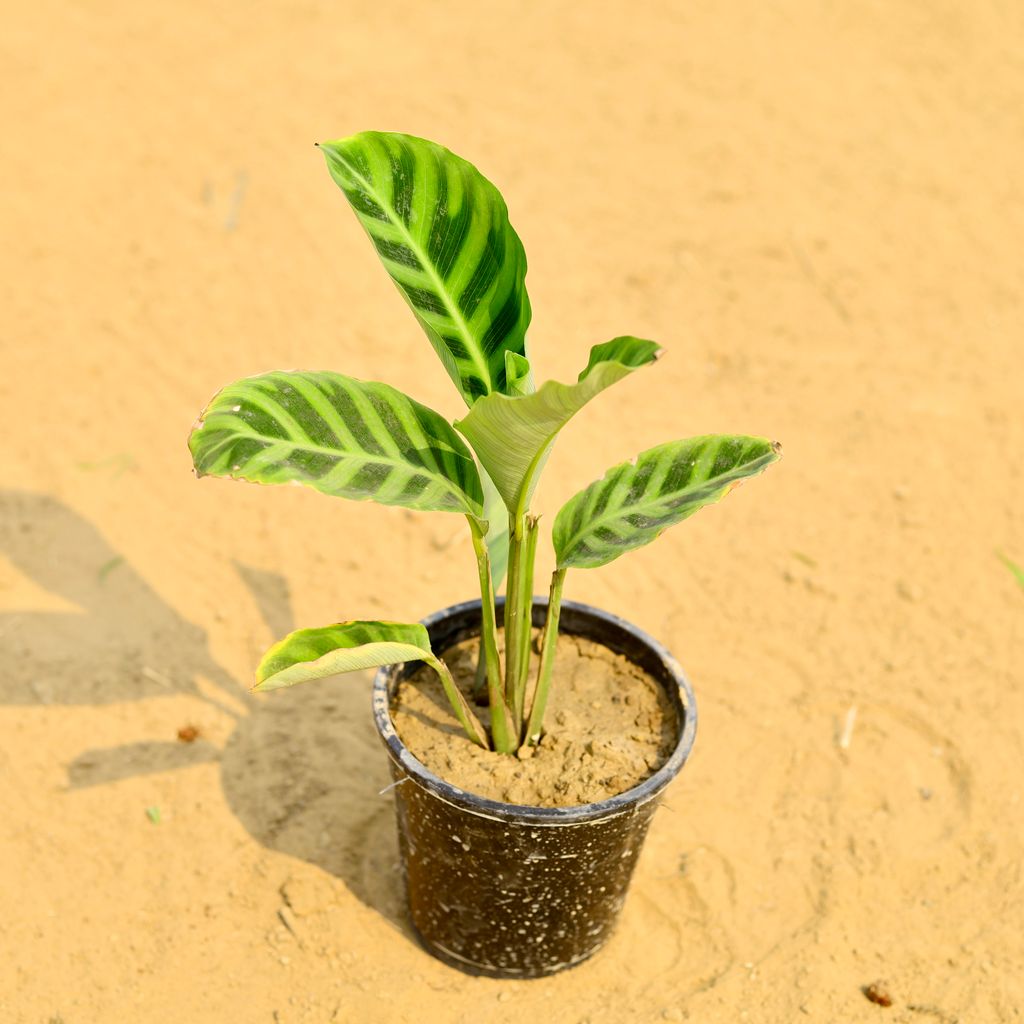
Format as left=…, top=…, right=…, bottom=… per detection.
left=189, top=131, right=780, bottom=977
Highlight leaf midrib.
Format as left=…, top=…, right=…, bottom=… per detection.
left=335, top=146, right=492, bottom=393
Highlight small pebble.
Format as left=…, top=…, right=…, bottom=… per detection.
left=864, top=981, right=893, bottom=1007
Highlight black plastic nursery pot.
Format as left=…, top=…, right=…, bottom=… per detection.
left=372, top=597, right=698, bottom=979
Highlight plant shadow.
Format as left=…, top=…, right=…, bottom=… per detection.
left=0, top=489, right=411, bottom=935
left=0, top=489, right=241, bottom=710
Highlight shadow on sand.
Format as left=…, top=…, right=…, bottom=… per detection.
left=0, top=489, right=409, bottom=933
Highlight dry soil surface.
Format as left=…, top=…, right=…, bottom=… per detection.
left=2, top=2, right=1023, bottom=1022
left=395, top=632, right=677, bottom=806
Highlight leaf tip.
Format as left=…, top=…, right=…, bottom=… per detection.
left=770, top=439, right=783, bottom=458
left=251, top=667, right=274, bottom=692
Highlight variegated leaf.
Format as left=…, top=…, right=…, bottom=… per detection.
left=255, top=621, right=434, bottom=692
left=254, top=620, right=490, bottom=748
left=553, top=435, right=781, bottom=569
left=320, top=132, right=532, bottom=406
left=455, top=337, right=661, bottom=516
left=189, top=371, right=484, bottom=523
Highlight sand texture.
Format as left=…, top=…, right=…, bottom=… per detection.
left=394, top=633, right=677, bottom=807
left=2, top=1, right=1023, bottom=1020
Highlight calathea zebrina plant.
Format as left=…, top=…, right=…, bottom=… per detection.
left=189, top=131, right=780, bottom=755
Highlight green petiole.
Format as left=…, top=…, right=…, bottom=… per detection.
left=524, top=568, right=567, bottom=746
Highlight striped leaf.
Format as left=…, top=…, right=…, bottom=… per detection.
left=189, top=370, right=484, bottom=523
left=455, top=337, right=662, bottom=516
left=320, top=132, right=532, bottom=406
left=553, top=435, right=781, bottom=569
left=255, top=620, right=489, bottom=748
left=255, top=621, right=435, bottom=692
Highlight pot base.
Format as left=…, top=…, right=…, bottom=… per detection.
left=408, top=916, right=606, bottom=979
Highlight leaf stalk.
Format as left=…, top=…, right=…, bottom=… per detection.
left=428, top=654, right=491, bottom=750
left=470, top=518, right=517, bottom=753
left=524, top=568, right=567, bottom=746
left=503, top=511, right=541, bottom=740
left=511, top=515, right=539, bottom=723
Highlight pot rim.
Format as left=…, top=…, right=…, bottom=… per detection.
left=372, top=597, right=698, bottom=826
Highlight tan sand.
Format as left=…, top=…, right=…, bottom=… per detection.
left=1, top=1, right=1022, bottom=1020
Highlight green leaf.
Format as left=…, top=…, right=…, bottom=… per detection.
left=320, top=131, right=532, bottom=406
left=255, top=621, right=435, bottom=691
left=455, top=336, right=661, bottom=516
left=553, top=435, right=781, bottom=569
left=189, top=371, right=484, bottom=523
left=255, top=620, right=490, bottom=749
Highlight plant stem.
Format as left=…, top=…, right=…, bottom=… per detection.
left=428, top=656, right=491, bottom=750
left=469, top=519, right=517, bottom=753
left=472, top=644, right=488, bottom=702
left=505, top=512, right=524, bottom=729
left=512, top=515, right=538, bottom=723
left=524, top=568, right=567, bottom=746
left=503, top=514, right=527, bottom=738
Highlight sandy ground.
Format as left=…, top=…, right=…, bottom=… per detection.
left=2, top=1, right=1023, bottom=1020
